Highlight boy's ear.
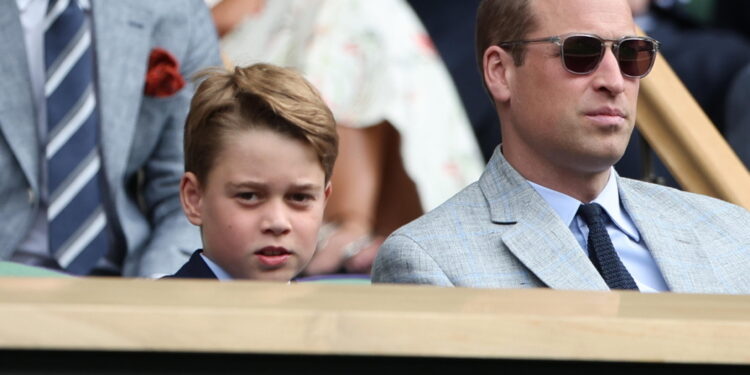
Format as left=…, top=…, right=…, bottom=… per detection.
left=323, top=181, right=332, bottom=202
left=484, top=45, right=513, bottom=103
left=180, top=172, right=204, bottom=226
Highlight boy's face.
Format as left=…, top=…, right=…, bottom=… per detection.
left=181, top=127, right=331, bottom=281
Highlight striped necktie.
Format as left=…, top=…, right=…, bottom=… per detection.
left=577, top=203, right=639, bottom=290
left=45, top=0, right=109, bottom=274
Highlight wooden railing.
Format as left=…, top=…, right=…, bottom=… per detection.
left=1, top=277, right=749, bottom=372
left=636, top=37, right=750, bottom=210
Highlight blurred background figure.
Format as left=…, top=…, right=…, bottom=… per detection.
left=713, top=1, right=750, bottom=40
left=209, top=0, right=485, bottom=276
left=1, top=0, right=220, bottom=277
left=617, top=0, right=750, bottom=185
left=407, top=0, right=499, bottom=162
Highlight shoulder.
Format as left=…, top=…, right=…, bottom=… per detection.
left=619, top=178, right=750, bottom=223
left=163, top=250, right=217, bottom=279
left=372, top=184, right=486, bottom=286
left=394, top=181, right=489, bottom=239
left=377, top=180, right=497, bottom=271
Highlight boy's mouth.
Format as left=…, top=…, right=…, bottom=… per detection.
left=255, top=246, right=292, bottom=267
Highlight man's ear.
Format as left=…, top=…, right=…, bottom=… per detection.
left=180, top=172, right=204, bottom=226
left=483, top=45, right=513, bottom=103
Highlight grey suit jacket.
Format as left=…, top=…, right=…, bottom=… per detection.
left=372, top=149, right=750, bottom=294
left=0, top=0, right=221, bottom=276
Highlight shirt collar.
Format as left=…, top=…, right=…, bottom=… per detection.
left=199, top=253, right=233, bottom=281
left=527, top=168, right=640, bottom=241
left=198, top=252, right=294, bottom=283
left=15, top=0, right=36, bottom=13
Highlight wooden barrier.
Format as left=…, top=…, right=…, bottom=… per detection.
left=1, top=278, right=749, bottom=372
left=637, top=40, right=750, bottom=210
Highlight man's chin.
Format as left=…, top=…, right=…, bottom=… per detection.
left=572, top=151, right=625, bottom=175
left=589, top=142, right=629, bottom=165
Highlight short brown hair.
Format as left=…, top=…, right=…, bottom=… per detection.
left=184, top=63, right=338, bottom=184
left=475, top=0, right=538, bottom=73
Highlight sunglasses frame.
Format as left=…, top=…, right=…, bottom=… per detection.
left=498, top=33, right=661, bottom=78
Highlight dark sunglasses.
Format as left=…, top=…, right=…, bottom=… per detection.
left=499, top=33, right=661, bottom=78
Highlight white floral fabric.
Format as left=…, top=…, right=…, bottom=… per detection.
left=220, top=0, right=485, bottom=210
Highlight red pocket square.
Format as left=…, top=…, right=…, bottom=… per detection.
left=144, top=48, right=185, bottom=97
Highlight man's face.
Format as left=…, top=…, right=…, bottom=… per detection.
left=502, top=0, right=640, bottom=175
left=187, top=128, right=330, bottom=281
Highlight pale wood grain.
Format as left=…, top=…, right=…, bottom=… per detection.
left=1, top=278, right=749, bottom=364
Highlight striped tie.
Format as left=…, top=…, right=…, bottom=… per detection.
left=45, top=0, right=109, bottom=275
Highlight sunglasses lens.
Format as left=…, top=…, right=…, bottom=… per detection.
left=618, top=39, right=656, bottom=77
left=562, top=36, right=604, bottom=74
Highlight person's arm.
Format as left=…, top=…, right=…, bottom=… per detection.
left=210, top=0, right=264, bottom=37
left=126, top=0, right=222, bottom=277
left=303, top=124, right=388, bottom=275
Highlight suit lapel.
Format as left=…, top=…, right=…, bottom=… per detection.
left=91, top=1, right=154, bottom=191
left=618, top=179, right=721, bottom=293
left=479, top=150, right=608, bottom=290
left=0, top=2, right=40, bottom=192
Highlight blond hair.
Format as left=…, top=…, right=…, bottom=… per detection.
left=184, top=63, right=338, bottom=183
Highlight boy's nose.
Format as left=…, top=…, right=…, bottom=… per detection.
left=261, top=201, right=291, bottom=236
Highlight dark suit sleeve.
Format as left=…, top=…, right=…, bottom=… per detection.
left=126, top=0, right=222, bottom=277
left=371, top=233, right=454, bottom=286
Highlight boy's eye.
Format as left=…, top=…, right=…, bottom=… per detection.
left=289, top=193, right=314, bottom=203
left=236, top=192, right=258, bottom=201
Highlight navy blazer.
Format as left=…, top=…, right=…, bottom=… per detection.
left=164, top=250, right=217, bottom=279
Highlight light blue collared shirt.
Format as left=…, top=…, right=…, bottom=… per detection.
left=200, top=253, right=233, bottom=281
left=528, top=169, right=669, bottom=292
left=200, top=253, right=294, bottom=284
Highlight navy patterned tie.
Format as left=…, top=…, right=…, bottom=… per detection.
left=45, top=0, right=109, bottom=274
left=577, top=203, right=638, bottom=290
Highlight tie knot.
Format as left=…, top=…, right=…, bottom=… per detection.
left=578, top=203, right=605, bottom=226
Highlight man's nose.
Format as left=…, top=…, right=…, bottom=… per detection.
left=592, top=47, right=626, bottom=95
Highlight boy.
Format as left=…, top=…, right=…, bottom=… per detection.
left=166, top=63, right=338, bottom=280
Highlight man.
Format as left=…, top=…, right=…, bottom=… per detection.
left=372, top=0, right=750, bottom=293
left=0, top=0, right=221, bottom=277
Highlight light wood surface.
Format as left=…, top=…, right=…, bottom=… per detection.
left=637, top=46, right=750, bottom=210
left=1, top=277, right=750, bottom=365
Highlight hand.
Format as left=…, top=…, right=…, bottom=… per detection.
left=303, top=224, right=378, bottom=276
left=343, top=235, right=384, bottom=274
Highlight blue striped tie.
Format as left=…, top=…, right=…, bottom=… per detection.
left=45, top=0, right=109, bottom=275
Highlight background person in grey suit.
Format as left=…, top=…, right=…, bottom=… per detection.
left=372, top=0, right=750, bottom=293
left=0, top=0, right=221, bottom=277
